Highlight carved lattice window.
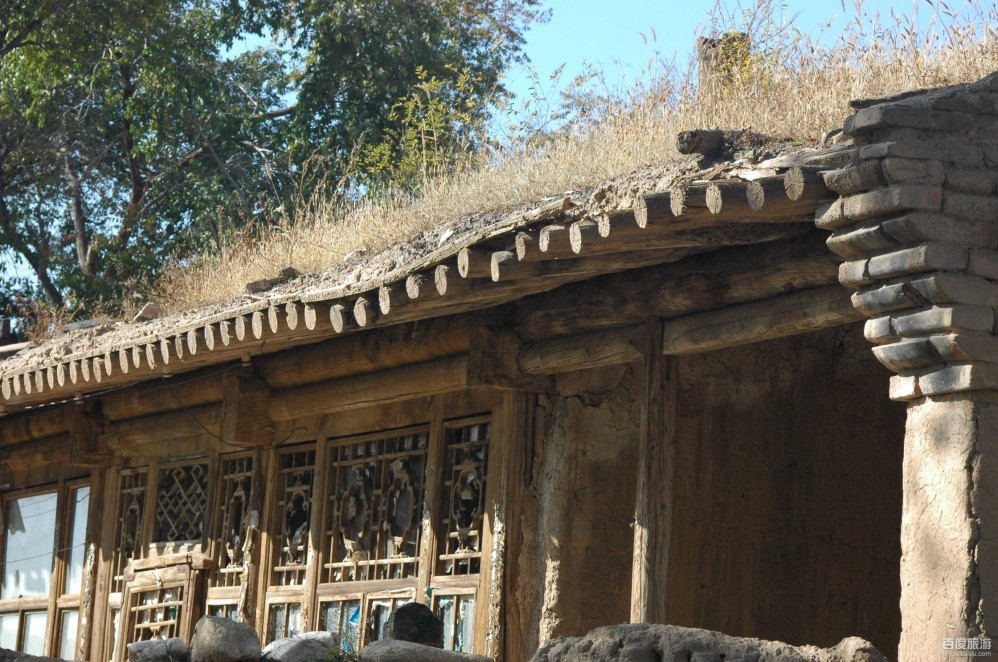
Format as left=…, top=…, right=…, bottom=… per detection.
left=437, top=419, right=490, bottom=576
left=212, top=456, right=255, bottom=588
left=112, top=470, right=148, bottom=593
left=274, top=449, right=316, bottom=586
left=322, top=429, right=428, bottom=583
left=124, top=584, right=183, bottom=642
left=154, top=463, right=209, bottom=543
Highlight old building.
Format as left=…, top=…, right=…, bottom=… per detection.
left=1, top=73, right=997, bottom=662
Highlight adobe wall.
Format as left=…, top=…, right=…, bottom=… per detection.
left=514, top=364, right=642, bottom=661
left=666, top=324, right=905, bottom=654
left=513, top=324, right=906, bottom=660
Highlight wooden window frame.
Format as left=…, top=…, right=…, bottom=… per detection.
left=254, top=389, right=512, bottom=657
left=0, top=479, right=92, bottom=658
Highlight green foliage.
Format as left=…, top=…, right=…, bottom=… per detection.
left=361, top=65, right=484, bottom=197
left=0, top=0, right=546, bottom=319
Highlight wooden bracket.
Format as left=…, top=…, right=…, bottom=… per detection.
left=467, top=327, right=554, bottom=393
left=70, top=401, right=113, bottom=467
left=220, top=367, right=274, bottom=447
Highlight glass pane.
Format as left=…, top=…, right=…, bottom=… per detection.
left=437, top=596, right=455, bottom=651
left=208, top=604, right=240, bottom=622
left=456, top=596, right=475, bottom=653
left=287, top=603, right=301, bottom=638
left=2, top=493, right=57, bottom=598
left=64, top=487, right=90, bottom=594
left=366, top=599, right=392, bottom=643
left=268, top=604, right=286, bottom=643
left=0, top=613, right=18, bottom=649
left=23, top=612, right=47, bottom=656
left=322, top=600, right=362, bottom=652
left=59, top=610, right=79, bottom=660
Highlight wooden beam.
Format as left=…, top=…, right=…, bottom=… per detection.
left=516, top=231, right=839, bottom=341
left=0, top=405, right=74, bottom=445
left=517, top=286, right=861, bottom=375
left=268, top=355, right=469, bottom=421
left=101, top=372, right=224, bottom=421
left=661, top=285, right=862, bottom=354
left=631, top=321, right=676, bottom=624
left=467, top=327, right=553, bottom=392
left=105, top=404, right=222, bottom=446
left=518, top=326, right=644, bottom=375
left=0, top=434, right=72, bottom=473
left=635, top=174, right=834, bottom=227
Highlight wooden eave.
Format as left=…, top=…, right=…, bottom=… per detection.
left=0, top=167, right=840, bottom=416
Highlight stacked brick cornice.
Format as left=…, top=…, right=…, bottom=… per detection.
left=816, top=72, right=998, bottom=401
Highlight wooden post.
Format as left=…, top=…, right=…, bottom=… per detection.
left=219, top=367, right=273, bottom=447
left=630, top=320, right=677, bottom=624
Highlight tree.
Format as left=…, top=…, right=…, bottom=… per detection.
left=0, top=0, right=544, bottom=321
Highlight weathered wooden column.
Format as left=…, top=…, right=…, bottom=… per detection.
left=630, top=320, right=677, bottom=624
left=815, top=72, right=998, bottom=662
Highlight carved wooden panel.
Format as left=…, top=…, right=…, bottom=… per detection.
left=273, top=449, right=316, bottom=587
left=154, top=463, right=209, bottom=543
left=321, top=429, right=428, bottom=583
left=211, top=455, right=255, bottom=589
left=112, top=470, right=148, bottom=594
left=437, top=419, right=490, bottom=576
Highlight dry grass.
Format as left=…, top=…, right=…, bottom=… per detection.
left=156, top=0, right=998, bottom=312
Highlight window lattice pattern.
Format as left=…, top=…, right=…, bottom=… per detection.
left=322, top=430, right=428, bottom=583
left=113, top=471, right=148, bottom=593
left=437, top=420, right=490, bottom=576
left=155, top=464, right=209, bottom=543
left=274, top=450, right=316, bottom=586
left=212, top=456, right=254, bottom=588
left=125, top=585, right=183, bottom=643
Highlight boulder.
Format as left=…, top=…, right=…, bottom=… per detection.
left=189, top=616, right=261, bottom=662
left=383, top=603, right=444, bottom=648
left=127, top=638, right=190, bottom=662
left=359, top=640, right=491, bottom=662
left=261, top=631, right=340, bottom=662
left=0, top=649, right=63, bottom=662
left=529, top=624, right=888, bottom=662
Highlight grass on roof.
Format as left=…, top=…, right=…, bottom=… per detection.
left=153, top=0, right=998, bottom=314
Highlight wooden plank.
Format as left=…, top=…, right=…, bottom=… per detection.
left=661, top=286, right=862, bottom=355
left=516, top=231, right=839, bottom=341
left=630, top=322, right=676, bottom=625
left=267, top=356, right=469, bottom=421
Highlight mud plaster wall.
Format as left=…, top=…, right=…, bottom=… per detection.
left=666, top=324, right=905, bottom=655
left=514, top=364, right=641, bottom=661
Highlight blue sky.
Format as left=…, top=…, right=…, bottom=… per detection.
left=500, top=0, right=969, bottom=103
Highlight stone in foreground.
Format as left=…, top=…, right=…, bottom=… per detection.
left=128, top=637, right=191, bottom=662
left=261, top=631, right=340, bottom=662
left=359, top=640, right=491, bottom=662
left=190, top=616, right=261, bottom=662
left=529, top=624, right=886, bottom=662
left=384, top=603, right=445, bottom=648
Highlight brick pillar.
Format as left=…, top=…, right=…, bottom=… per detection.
left=816, top=72, right=998, bottom=662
